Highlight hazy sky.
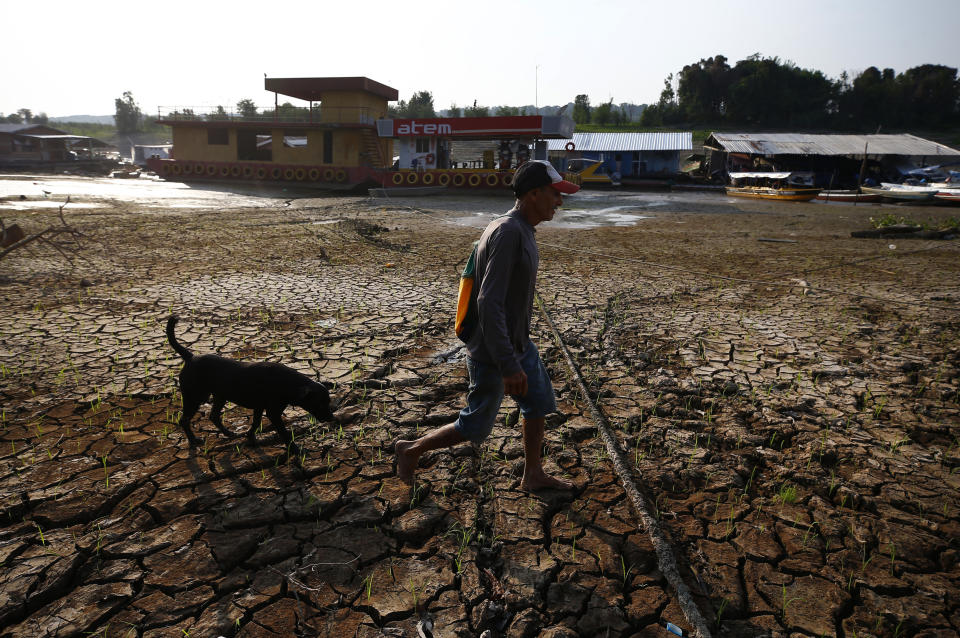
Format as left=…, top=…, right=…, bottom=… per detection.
left=4, top=0, right=957, bottom=118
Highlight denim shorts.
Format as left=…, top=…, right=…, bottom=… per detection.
left=454, top=341, right=557, bottom=444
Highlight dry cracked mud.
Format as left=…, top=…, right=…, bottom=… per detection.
left=0, top=182, right=958, bottom=637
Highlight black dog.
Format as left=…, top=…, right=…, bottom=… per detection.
left=166, top=315, right=334, bottom=445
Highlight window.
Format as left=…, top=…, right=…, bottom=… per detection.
left=13, top=137, right=35, bottom=152
left=415, top=138, right=430, bottom=153
left=208, top=128, right=228, bottom=145
left=237, top=130, right=271, bottom=161
left=283, top=131, right=307, bottom=148
left=323, top=131, right=333, bottom=163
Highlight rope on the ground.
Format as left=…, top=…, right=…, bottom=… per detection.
left=537, top=293, right=713, bottom=638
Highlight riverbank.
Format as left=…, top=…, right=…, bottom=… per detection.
left=0, top=181, right=958, bottom=637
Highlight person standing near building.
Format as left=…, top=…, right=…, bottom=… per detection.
left=395, top=160, right=579, bottom=491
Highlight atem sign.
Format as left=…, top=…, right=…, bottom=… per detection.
left=377, top=116, right=549, bottom=139
left=397, top=121, right=452, bottom=135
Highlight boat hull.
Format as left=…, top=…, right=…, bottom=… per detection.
left=861, top=186, right=937, bottom=201
left=146, top=159, right=519, bottom=191
left=934, top=192, right=960, bottom=205
left=816, top=190, right=881, bottom=203
left=726, top=187, right=820, bottom=201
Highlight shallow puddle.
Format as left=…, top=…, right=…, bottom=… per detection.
left=0, top=200, right=99, bottom=210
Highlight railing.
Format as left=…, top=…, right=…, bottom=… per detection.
left=156, top=106, right=377, bottom=125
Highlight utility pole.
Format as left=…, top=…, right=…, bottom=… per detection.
left=535, top=65, right=540, bottom=113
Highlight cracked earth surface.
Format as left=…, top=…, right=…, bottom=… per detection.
left=0, top=182, right=958, bottom=637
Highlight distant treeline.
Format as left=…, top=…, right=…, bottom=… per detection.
left=0, top=109, right=49, bottom=124
left=642, top=54, right=959, bottom=130
left=394, top=54, right=959, bottom=132
left=7, top=54, right=957, bottom=136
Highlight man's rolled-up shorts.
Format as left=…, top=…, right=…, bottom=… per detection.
left=454, top=340, right=556, bottom=444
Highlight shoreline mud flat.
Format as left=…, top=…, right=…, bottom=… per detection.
left=0, top=179, right=958, bottom=637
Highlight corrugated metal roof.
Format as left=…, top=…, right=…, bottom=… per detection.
left=547, top=132, right=692, bottom=152
left=705, top=133, right=960, bottom=157
left=0, top=123, right=66, bottom=134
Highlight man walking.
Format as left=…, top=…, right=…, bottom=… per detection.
left=396, top=160, right=579, bottom=491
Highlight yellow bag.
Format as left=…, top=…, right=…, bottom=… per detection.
left=455, top=241, right=480, bottom=342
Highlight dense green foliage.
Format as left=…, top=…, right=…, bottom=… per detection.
left=6, top=54, right=957, bottom=142
left=463, top=101, right=490, bottom=117
left=572, top=94, right=591, bottom=124
left=56, top=119, right=169, bottom=144
left=642, top=54, right=959, bottom=130
left=1, top=109, right=48, bottom=124
left=236, top=98, right=258, bottom=118
left=114, top=91, right=142, bottom=134
left=389, top=91, right=436, bottom=118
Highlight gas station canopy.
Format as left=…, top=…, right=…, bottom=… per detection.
left=377, top=116, right=574, bottom=140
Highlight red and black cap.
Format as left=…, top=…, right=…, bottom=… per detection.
left=511, top=160, right=580, bottom=198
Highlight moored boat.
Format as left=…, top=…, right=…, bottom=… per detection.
left=934, top=191, right=960, bottom=205
left=726, top=172, right=820, bottom=201
left=928, top=182, right=960, bottom=191
left=110, top=164, right=141, bottom=178
left=860, top=185, right=937, bottom=202
left=566, top=158, right=621, bottom=187
left=815, top=190, right=881, bottom=203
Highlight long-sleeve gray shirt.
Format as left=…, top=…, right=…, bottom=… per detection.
left=464, top=209, right=538, bottom=376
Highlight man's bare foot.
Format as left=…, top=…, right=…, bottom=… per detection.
left=395, top=439, right=417, bottom=485
left=520, top=471, right=575, bottom=492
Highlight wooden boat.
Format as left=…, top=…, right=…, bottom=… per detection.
left=815, top=190, right=881, bottom=203
left=726, top=172, right=820, bottom=201
left=727, top=186, right=820, bottom=201
left=860, top=185, right=937, bottom=202
left=110, top=167, right=141, bottom=178
left=566, top=158, right=620, bottom=187
left=934, top=191, right=960, bottom=205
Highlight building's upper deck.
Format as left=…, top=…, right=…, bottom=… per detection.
left=155, top=106, right=381, bottom=127
left=157, top=76, right=399, bottom=128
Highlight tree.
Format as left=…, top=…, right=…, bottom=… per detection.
left=408, top=91, right=436, bottom=117
left=898, top=64, right=959, bottom=127
left=572, top=94, right=591, bottom=124
left=724, top=55, right=834, bottom=127
left=677, top=55, right=731, bottom=122
left=207, top=106, right=229, bottom=121
left=463, top=100, right=490, bottom=117
left=448, top=103, right=462, bottom=118
left=655, top=74, right=683, bottom=125
left=17, top=108, right=33, bottom=123
left=611, top=106, right=623, bottom=126
left=236, top=98, right=258, bottom=118
left=4, top=113, right=23, bottom=124
left=592, top=99, right=614, bottom=126
left=172, top=108, right=199, bottom=121
left=33, top=112, right=48, bottom=125
left=495, top=105, right=521, bottom=116
left=388, top=91, right=436, bottom=118
left=115, top=91, right=142, bottom=134
left=388, top=100, right=406, bottom=117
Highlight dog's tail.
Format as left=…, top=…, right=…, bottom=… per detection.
left=166, top=315, right=193, bottom=362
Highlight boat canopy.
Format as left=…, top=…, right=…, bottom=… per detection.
left=729, top=171, right=792, bottom=179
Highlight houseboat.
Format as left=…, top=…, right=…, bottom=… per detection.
left=147, top=76, right=576, bottom=191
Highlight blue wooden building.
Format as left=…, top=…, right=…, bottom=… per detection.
left=548, top=132, right=692, bottom=178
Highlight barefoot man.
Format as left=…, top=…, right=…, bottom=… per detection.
left=396, top=160, right=579, bottom=491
